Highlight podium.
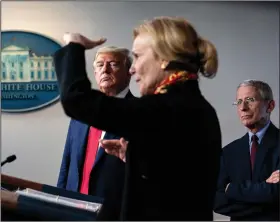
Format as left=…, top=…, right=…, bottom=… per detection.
left=1, top=174, right=104, bottom=221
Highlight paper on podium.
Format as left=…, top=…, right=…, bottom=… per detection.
left=16, top=188, right=102, bottom=213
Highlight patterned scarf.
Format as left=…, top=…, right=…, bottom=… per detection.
left=154, top=71, right=198, bottom=94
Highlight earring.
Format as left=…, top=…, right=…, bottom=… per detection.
left=161, top=62, right=168, bottom=70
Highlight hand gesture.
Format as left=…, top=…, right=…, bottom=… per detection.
left=266, top=170, right=280, bottom=183
left=99, top=137, right=128, bottom=162
left=63, top=33, right=106, bottom=50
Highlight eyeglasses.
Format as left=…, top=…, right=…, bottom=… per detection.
left=232, top=97, right=257, bottom=106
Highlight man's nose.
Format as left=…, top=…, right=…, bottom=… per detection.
left=101, top=63, right=111, bottom=73
left=239, top=102, right=249, bottom=111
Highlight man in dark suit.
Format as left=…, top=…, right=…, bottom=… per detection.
left=214, top=80, right=279, bottom=221
left=57, top=46, right=133, bottom=220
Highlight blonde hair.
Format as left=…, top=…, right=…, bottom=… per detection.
left=93, top=46, right=132, bottom=70
left=133, top=16, right=218, bottom=78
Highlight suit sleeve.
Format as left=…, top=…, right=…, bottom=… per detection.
left=57, top=120, right=73, bottom=188
left=226, top=169, right=279, bottom=204
left=54, top=42, right=177, bottom=139
left=214, top=154, right=264, bottom=217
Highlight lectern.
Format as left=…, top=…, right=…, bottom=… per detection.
left=1, top=174, right=103, bottom=221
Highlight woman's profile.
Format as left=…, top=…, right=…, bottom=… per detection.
left=54, top=16, right=222, bottom=220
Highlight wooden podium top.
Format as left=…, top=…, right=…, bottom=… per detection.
left=1, top=174, right=43, bottom=191
left=1, top=174, right=43, bottom=211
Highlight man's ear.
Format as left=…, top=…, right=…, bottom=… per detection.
left=93, top=67, right=97, bottom=76
left=267, top=100, right=275, bottom=113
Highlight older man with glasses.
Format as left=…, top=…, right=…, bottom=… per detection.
left=214, top=79, right=279, bottom=221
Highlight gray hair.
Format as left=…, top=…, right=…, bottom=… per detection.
left=238, top=79, right=273, bottom=101
left=93, top=46, right=132, bottom=70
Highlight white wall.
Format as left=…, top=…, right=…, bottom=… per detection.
left=1, top=2, right=279, bottom=220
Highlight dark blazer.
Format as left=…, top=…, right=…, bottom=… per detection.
left=214, top=122, right=280, bottom=221
left=54, top=42, right=222, bottom=221
left=57, top=88, right=133, bottom=221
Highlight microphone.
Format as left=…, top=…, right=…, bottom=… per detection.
left=1, top=155, right=16, bottom=166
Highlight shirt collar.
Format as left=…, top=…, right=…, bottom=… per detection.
left=248, top=120, right=271, bottom=144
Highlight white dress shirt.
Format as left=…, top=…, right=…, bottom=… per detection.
left=248, top=121, right=270, bottom=154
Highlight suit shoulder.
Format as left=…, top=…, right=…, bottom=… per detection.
left=270, top=122, right=279, bottom=133
left=222, top=136, right=246, bottom=153
left=69, top=118, right=89, bottom=128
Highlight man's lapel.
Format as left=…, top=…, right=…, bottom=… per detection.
left=252, top=123, right=279, bottom=179
left=93, top=132, right=118, bottom=168
left=76, top=123, right=90, bottom=170
left=237, top=134, right=252, bottom=180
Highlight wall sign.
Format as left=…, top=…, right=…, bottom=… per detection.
left=1, top=31, right=62, bottom=112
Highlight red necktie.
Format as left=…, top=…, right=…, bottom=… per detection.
left=80, top=127, right=102, bottom=194
left=250, top=135, right=258, bottom=171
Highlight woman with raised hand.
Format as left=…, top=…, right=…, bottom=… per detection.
left=54, top=16, right=222, bottom=220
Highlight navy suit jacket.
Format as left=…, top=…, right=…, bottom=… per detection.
left=57, top=90, right=133, bottom=220
left=214, top=122, right=280, bottom=221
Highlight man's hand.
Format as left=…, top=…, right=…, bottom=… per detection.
left=100, top=137, right=128, bottom=162
left=63, top=33, right=106, bottom=50
left=266, top=170, right=280, bottom=184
